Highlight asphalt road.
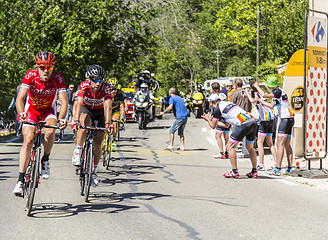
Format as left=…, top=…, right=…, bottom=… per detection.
left=1, top=114, right=328, bottom=240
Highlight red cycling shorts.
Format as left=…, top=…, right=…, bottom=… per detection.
left=24, top=104, right=57, bottom=125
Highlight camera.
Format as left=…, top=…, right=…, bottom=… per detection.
left=251, top=91, right=255, bottom=98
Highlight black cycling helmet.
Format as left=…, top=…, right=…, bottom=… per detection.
left=85, top=64, right=106, bottom=79
left=35, top=51, right=56, bottom=66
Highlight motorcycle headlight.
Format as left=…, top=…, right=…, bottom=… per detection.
left=198, top=100, right=203, bottom=104
left=142, top=102, right=149, bottom=108
left=135, top=102, right=142, bottom=108
left=193, top=100, right=197, bottom=103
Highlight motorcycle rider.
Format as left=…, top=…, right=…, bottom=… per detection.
left=133, top=82, right=154, bottom=120
left=107, top=77, right=125, bottom=151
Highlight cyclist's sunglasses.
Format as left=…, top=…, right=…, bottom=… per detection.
left=91, top=78, right=103, bottom=83
left=39, top=65, right=54, bottom=71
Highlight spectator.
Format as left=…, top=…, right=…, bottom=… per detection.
left=220, top=83, right=228, bottom=97
left=203, top=94, right=258, bottom=178
left=7, top=84, right=22, bottom=133
left=254, top=76, right=294, bottom=175
left=65, top=84, right=74, bottom=121
left=230, top=78, right=252, bottom=112
left=160, top=87, right=188, bottom=151
left=164, top=94, right=170, bottom=109
left=226, top=82, right=235, bottom=101
left=211, top=82, right=230, bottom=159
left=230, top=78, right=252, bottom=157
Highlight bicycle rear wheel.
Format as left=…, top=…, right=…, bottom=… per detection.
left=84, top=146, right=93, bottom=202
left=26, top=148, right=40, bottom=216
left=106, top=136, right=113, bottom=170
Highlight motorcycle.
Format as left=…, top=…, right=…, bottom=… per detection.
left=133, top=92, right=153, bottom=130
left=191, top=92, right=205, bottom=118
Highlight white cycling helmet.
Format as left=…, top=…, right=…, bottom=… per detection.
left=208, top=94, right=220, bottom=102
left=218, top=93, right=227, bottom=101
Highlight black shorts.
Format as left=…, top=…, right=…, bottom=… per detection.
left=81, top=106, right=105, bottom=127
left=278, top=117, right=294, bottom=136
left=230, top=119, right=257, bottom=143
left=258, top=120, right=274, bottom=135
left=216, top=119, right=230, bottom=133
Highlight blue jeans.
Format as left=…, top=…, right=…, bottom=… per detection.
left=65, top=104, right=73, bottom=121
left=169, top=118, right=187, bottom=135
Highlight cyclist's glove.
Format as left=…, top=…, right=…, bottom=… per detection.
left=17, top=112, right=27, bottom=122
left=105, top=123, right=112, bottom=132
left=71, top=120, right=80, bottom=130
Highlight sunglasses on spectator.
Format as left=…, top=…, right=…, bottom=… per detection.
left=39, top=65, right=54, bottom=71
left=91, top=78, right=103, bottom=83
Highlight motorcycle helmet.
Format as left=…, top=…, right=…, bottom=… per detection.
left=197, top=84, right=203, bottom=90
left=85, top=64, right=106, bottom=79
left=35, top=51, right=56, bottom=66
left=108, top=77, right=118, bottom=87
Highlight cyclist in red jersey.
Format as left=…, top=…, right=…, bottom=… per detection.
left=13, top=51, right=68, bottom=196
left=71, top=65, right=113, bottom=187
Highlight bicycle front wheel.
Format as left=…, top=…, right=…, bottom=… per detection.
left=106, top=136, right=113, bottom=170
left=84, top=146, right=93, bottom=202
left=79, top=144, right=87, bottom=196
left=102, top=133, right=109, bottom=167
left=26, top=148, right=40, bottom=216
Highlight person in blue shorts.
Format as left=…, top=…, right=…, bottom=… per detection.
left=160, top=87, right=188, bottom=150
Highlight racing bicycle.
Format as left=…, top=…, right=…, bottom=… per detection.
left=78, top=121, right=108, bottom=202
left=22, top=121, right=60, bottom=216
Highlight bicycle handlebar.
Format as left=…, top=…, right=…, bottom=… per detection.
left=78, top=125, right=109, bottom=132
left=23, top=121, right=60, bottom=129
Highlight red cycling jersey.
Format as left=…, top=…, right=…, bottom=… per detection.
left=77, top=81, right=112, bottom=109
left=22, top=69, right=66, bottom=111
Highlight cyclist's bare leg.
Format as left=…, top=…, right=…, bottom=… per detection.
left=76, top=113, right=90, bottom=146
left=215, top=131, right=224, bottom=153
left=93, top=131, right=105, bottom=166
left=19, top=125, right=35, bottom=173
left=112, top=114, right=120, bottom=139
left=257, top=135, right=266, bottom=165
left=43, top=118, right=57, bottom=154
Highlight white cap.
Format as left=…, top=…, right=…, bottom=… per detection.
left=218, top=93, right=227, bottom=101
left=208, top=94, right=220, bottom=102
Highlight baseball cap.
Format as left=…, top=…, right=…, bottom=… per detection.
left=226, top=82, right=233, bottom=86
left=265, top=76, right=278, bottom=88
left=208, top=94, right=220, bottom=102
left=69, top=84, right=74, bottom=88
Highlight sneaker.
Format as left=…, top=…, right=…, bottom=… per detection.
left=72, top=150, right=81, bottom=166
left=213, top=153, right=225, bottom=159
left=41, top=161, right=50, bottom=179
left=223, top=171, right=240, bottom=179
left=224, top=153, right=229, bottom=159
left=266, top=168, right=281, bottom=176
left=91, top=173, right=99, bottom=187
left=246, top=171, right=258, bottom=178
left=111, top=142, right=117, bottom=152
left=13, top=181, right=24, bottom=197
left=257, top=164, right=265, bottom=171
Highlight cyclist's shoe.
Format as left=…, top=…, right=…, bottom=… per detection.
left=246, top=171, right=258, bottom=178
left=257, top=164, right=265, bottom=171
left=224, top=153, right=229, bottom=159
left=223, top=171, right=240, bottom=179
left=41, top=161, right=50, bottom=179
left=111, top=142, right=117, bottom=152
left=72, top=150, right=81, bottom=166
left=13, top=181, right=24, bottom=197
left=91, top=173, right=99, bottom=187
left=266, top=168, right=281, bottom=176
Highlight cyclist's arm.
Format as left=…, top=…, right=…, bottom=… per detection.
left=119, top=101, right=125, bottom=119
left=104, top=99, right=113, bottom=124
left=15, top=87, right=28, bottom=115
left=58, top=90, right=68, bottom=120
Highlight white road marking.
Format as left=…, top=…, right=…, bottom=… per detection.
left=266, top=175, right=298, bottom=186
left=202, top=128, right=207, bottom=132
left=206, top=137, right=217, bottom=146
left=5, top=137, right=20, bottom=143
